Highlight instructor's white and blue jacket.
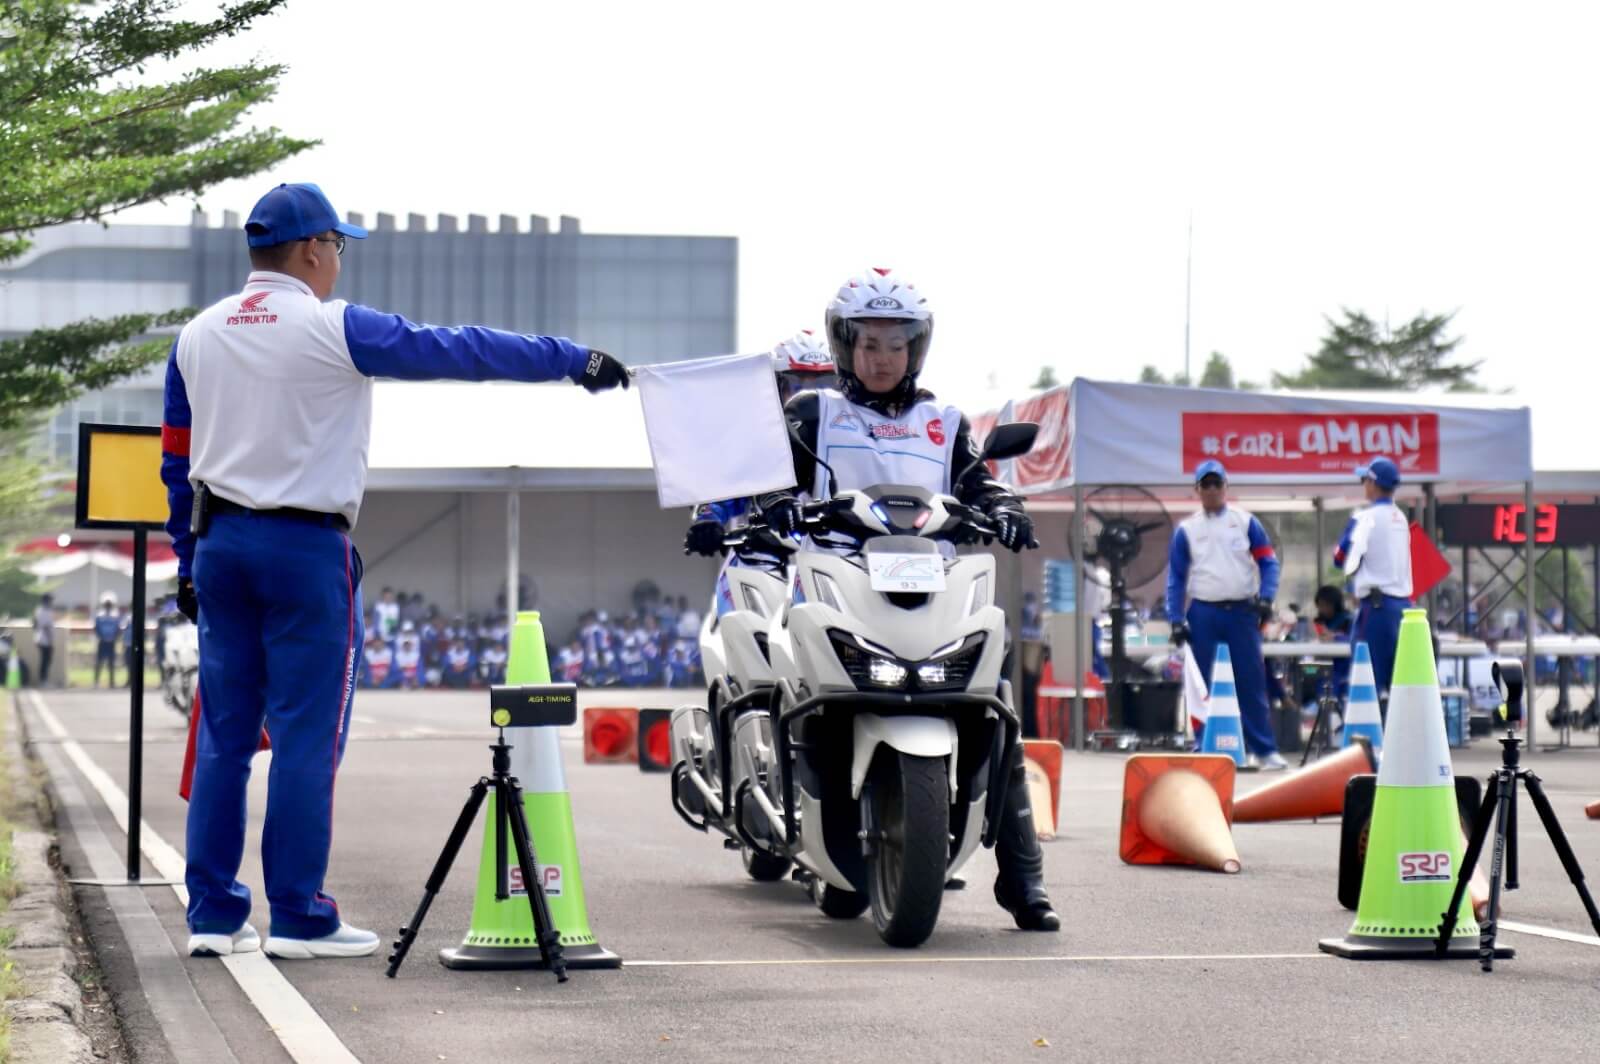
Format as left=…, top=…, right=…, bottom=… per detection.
left=161, top=271, right=595, bottom=567
left=1164, top=506, right=1281, bottom=620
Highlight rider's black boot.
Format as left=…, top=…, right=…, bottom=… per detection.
left=992, top=743, right=1059, bottom=932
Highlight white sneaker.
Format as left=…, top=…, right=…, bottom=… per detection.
left=264, top=922, right=380, bottom=959
left=188, top=922, right=260, bottom=957
left=1260, top=753, right=1290, bottom=771
left=1243, top=753, right=1261, bottom=770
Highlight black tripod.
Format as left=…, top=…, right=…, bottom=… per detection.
left=1435, top=729, right=1600, bottom=971
left=1297, top=662, right=1339, bottom=767
left=386, top=731, right=567, bottom=982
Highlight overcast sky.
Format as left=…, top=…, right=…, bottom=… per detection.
left=121, top=1, right=1600, bottom=433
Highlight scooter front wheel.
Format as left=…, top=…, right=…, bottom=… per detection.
left=865, top=752, right=948, bottom=948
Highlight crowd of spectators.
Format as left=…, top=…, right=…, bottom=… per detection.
left=357, top=588, right=706, bottom=691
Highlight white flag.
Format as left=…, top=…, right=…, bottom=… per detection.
left=634, top=353, right=797, bottom=509
left=1183, top=643, right=1210, bottom=727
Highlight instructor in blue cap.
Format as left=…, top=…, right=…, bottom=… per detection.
left=161, top=183, right=630, bottom=960
left=1167, top=460, right=1287, bottom=769
left=1334, top=456, right=1412, bottom=713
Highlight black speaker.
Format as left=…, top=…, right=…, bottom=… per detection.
left=1338, top=774, right=1484, bottom=910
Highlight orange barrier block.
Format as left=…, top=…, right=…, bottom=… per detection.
left=1233, top=740, right=1377, bottom=823
left=583, top=706, right=638, bottom=764
left=1586, top=800, right=1600, bottom=820
left=1022, top=739, right=1064, bottom=840
left=1119, top=754, right=1240, bottom=873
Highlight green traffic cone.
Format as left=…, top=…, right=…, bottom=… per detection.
left=441, top=611, right=620, bottom=970
left=1319, top=609, right=1511, bottom=960
left=5, top=652, right=19, bottom=691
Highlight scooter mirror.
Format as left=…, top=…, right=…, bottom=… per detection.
left=982, top=422, right=1039, bottom=463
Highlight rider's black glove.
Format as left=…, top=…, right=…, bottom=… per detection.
left=576, top=349, right=630, bottom=393
left=1170, top=621, right=1189, bottom=648
left=176, top=578, right=199, bottom=623
left=1255, top=597, right=1275, bottom=625
left=990, top=508, right=1036, bottom=552
left=684, top=518, right=725, bottom=557
left=762, top=496, right=805, bottom=539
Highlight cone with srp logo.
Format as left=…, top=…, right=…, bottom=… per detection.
left=1319, top=609, right=1511, bottom=960
left=442, top=611, right=619, bottom=970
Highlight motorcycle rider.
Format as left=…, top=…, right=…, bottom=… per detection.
left=754, top=268, right=1059, bottom=933
left=683, top=330, right=838, bottom=562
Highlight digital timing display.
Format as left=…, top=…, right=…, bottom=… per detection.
left=1436, top=503, right=1600, bottom=547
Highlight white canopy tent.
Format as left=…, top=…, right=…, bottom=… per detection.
left=976, top=378, right=1539, bottom=750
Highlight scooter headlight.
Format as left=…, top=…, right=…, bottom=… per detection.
left=828, top=630, right=907, bottom=689
left=915, top=634, right=987, bottom=692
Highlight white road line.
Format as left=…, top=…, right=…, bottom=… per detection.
left=627, top=951, right=1327, bottom=968
left=27, top=692, right=362, bottom=1064
left=1500, top=920, right=1600, bottom=947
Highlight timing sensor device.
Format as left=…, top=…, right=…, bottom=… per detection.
left=488, top=684, right=578, bottom=728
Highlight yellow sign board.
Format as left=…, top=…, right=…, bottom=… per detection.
left=76, top=424, right=167, bottom=530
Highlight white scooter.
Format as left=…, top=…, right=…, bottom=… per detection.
left=669, top=523, right=797, bottom=881
left=161, top=617, right=199, bottom=717
left=730, top=422, right=1040, bottom=947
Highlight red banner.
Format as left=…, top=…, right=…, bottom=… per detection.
left=1180, top=411, right=1440, bottom=476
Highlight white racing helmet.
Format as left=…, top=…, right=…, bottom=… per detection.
left=771, top=329, right=837, bottom=402
left=824, top=267, right=933, bottom=407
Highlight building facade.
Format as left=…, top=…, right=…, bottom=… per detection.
left=2, top=211, right=737, bottom=466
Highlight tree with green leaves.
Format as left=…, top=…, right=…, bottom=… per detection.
left=1198, top=351, right=1234, bottom=389
left=1031, top=365, right=1059, bottom=390
left=1272, top=309, right=1481, bottom=392
left=0, top=0, right=314, bottom=432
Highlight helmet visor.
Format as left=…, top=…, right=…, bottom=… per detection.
left=777, top=370, right=837, bottom=404
left=829, top=317, right=931, bottom=392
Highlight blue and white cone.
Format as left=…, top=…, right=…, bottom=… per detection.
left=1342, top=642, right=1384, bottom=755
left=1199, top=644, right=1246, bottom=767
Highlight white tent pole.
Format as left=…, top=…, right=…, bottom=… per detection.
left=1313, top=497, right=1325, bottom=589
left=1524, top=479, right=1537, bottom=753
left=1072, top=482, right=1086, bottom=752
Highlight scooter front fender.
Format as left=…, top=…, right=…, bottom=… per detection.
left=850, top=713, right=957, bottom=801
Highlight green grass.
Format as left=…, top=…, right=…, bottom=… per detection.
left=63, top=665, right=160, bottom=690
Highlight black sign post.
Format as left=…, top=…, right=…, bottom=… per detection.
left=75, top=424, right=168, bottom=882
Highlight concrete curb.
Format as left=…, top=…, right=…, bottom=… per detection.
left=5, top=698, right=97, bottom=1064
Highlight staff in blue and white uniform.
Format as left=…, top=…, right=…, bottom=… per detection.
left=161, top=182, right=629, bottom=961
left=1333, top=456, right=1412, bottom=709
left=1167, top=460, right=1287, bottom=770
left=754, top=268, right=1057, bottom=933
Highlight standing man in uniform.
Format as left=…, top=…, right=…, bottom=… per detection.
left=1167, top=460, right=1287, bottom=770
left=161, top=182, right=630, bottom=960
left=1333, top=457, right=1412, bottom=711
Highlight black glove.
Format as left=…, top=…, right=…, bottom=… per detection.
left=176, top=578, right=198, bottom=623
left=991, top=508, right=1036, bottom=552
left=684, top=518, right=725, bottom=557
left=1255, top=597, right=1275, bottom=625
left=576, top=349, right=630, bottom=393
left=761, top=496, right=805, bottom=538
left=1170, top=621, right=1189, bottom=648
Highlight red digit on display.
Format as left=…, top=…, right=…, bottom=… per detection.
left=1494, top=504, right=1525, bottom=543
left=1536, top=504, right=1559, bottom=544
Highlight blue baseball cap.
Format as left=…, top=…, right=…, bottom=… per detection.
left=1356, top=456, right=1400, bottom=490
left=1194, top=459, right=1227, bottom=484
left=244, top=183, right=368, bottom=248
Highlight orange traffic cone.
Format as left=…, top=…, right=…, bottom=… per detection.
left=1233, top=740, right=1377, bottom=823
left=1586, top=800, right=1599, bottom=820
left=582, top=707, right=639, bottom=764
left=1022, top=739, right=1064, bottom=841
left=1119, top=754, right=1240, bottom=873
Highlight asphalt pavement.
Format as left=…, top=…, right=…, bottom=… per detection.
left=24, top=687, right=1600, bottom=1064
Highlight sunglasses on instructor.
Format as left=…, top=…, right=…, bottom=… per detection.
left=311, top=233, right=346, bottom=256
